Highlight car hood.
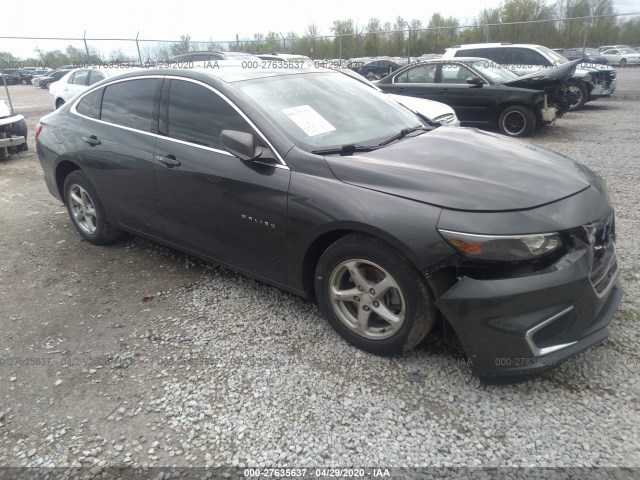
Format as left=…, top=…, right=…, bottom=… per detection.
left=502, top=59, right=580, bottom=87
left=324, top=127, right=591, bottom=212
left=386, top=94, right=454, bottom=120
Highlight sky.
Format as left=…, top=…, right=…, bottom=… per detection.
left=1, top=0, right=638, bottom=59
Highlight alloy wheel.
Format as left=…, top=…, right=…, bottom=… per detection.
left=68, top=184, right=98, bottom=235
left=328, top=259, right=406, bottom=340
left=502, top=111, right=526, bottom=136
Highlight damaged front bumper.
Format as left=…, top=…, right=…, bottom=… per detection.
left=435, top=251, right=621, bottom=377
left=590, top=78, right=617, bottom=98
left=433, top=204, right=622, bottom=378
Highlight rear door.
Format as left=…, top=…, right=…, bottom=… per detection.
left=381, top=63, right=440, bottom=100
left=153, top=78, right=290, bottom=282
left=73, top=77, right=163, bottom=235
left=62, top=70, right=91, bottom=101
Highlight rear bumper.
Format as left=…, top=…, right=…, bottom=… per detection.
left=435, top=247, right=622, bottom=377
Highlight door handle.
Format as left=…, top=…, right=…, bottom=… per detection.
left=156, top=155, right=181, bottom=167
left=82, top=135, right=101, bottom=146
left=440, top=89, right=449, bottom=94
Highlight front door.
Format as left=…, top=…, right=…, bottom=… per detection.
left=154, top=78, right=290, bottom=283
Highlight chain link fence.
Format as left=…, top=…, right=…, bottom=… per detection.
left=1, top=12, right=638, bottom=130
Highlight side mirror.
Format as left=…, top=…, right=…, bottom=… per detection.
left=220, top=130, right=263, bottom=161
left=467, top=76, right=484, bottom=87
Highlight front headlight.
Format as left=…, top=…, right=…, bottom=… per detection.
left=438, top=229, right=563, bottom=262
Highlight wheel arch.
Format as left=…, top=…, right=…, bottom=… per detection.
left=300, top=223, right=424, bottom=300
left=55, top=159, right=82, bottom=199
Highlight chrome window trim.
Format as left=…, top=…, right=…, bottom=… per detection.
left=525, top=306, right=577, bottom=357
left=70, top=74, right=289, bottom=170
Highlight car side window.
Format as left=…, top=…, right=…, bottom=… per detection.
left=166, top=80, right=252, bottom=149
left=101, top=79, right=161, bottom=132
left=395, top=64, right=437, bottom=83
left=75, top=88, right=103, bottom=119
left=508, top=48, right=550, bottom=66
left=70, top=70, right=89, bottom=85
left=87, top=71, right=105, bottom=85
left=440, top=63, right=475, bottom=84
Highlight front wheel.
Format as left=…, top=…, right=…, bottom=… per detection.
left=566, top=80, right=588, bottom=110
left=620, top=58, right=627, bottom=67
left=55, top=98, right=65, bottom=109
left=498, top=105, right=536, bottom=137
left=315, top=234, right=435, bottom=356
left=63, top=171, right=121, bottom=245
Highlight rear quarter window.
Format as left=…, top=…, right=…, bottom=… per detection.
left=75, top=89, right=104, bottom=119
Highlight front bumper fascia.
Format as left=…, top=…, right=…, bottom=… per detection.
left=434, top=248, right=622, bottom=377
left=590, top=78, right=617, bottom=98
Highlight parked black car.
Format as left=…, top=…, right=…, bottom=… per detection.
left=0, top=69, right=33, bottom=85
left=36, top=67, right=621, bottom=378
left=39, top=70, right=71, bottom=89
left=377, top=57, right=579, bottom=137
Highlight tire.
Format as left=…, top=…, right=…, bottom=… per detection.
left=566, top=80, right=588, bottom=111
left=14, top=119, right=28, bottom=151
left=55, top=98, right=65, bottom=109
left=314, top=234, right=436, bottom=356
left=63, top=171, right=121, bottom=245
left=620, top=58, right=627, bottom=67
left=498, top=105, right=536, bottom=137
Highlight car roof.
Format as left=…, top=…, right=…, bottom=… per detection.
left=411, top=57, right=489, bottom=63
left=102, top=65, right=334, bottom=85
left=449, top=43, right=546, bottom=49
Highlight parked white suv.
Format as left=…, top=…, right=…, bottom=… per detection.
left=443, top=43, right=616, bottom=110
left=49, top=67, right=140, bottom=110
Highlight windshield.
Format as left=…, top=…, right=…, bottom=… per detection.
left=538, top=46, right=569, bottom=65
left=237, top=72, right=424, bottom=151
left=583, top=48, right=600, bottom=55
left=467, top=60, right=519, bottom=83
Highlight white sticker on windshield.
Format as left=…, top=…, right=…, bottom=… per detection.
left=282, top=105, right=336, bottom=137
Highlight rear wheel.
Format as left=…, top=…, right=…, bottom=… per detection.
left=13, top=119, right=28, bottom=151
left=620, top=58, right=627, bottom=67
left=566, top=80, right=588, bottom=110
left=315, top=234, right=435, bottom=356
left=63, top=171, right=121, bottom=245
left=498, top=105, right=536, bottom=137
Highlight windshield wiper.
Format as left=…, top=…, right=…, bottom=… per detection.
left=378, top=126, right=431, bottom=146
left=311, top=144, right=381, bottom=156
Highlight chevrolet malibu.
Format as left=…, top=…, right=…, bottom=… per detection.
left=36, top=67, right=622, bottom=377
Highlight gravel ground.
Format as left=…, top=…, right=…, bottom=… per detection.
left=0, top=69, right=639, bottom=474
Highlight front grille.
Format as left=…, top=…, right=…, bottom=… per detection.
left=586, top=212, right=617, bottom=294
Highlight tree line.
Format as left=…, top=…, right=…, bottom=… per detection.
left=1, top=0, right=638, bottom=68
